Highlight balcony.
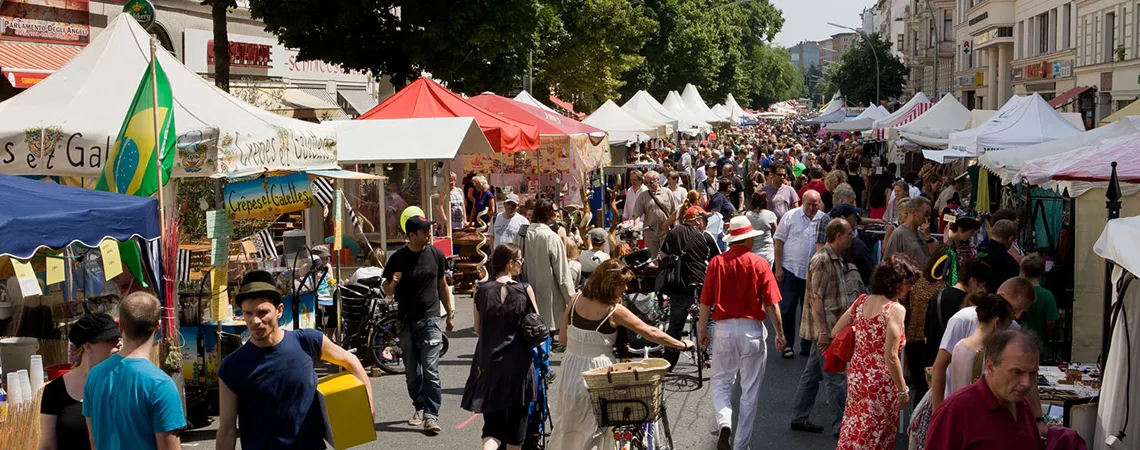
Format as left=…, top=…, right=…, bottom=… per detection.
left=913, top=41, right=957, bottom=62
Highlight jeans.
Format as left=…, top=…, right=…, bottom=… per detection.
left=400, top=315, right=444, bottom=419
left=791, top=343, right=847, bottom=433
left=664, top=291, right=696, bottom=369
left=778, top=273, right=811, bottom=353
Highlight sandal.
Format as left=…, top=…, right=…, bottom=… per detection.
left=782, top=349, right=794, bottom=359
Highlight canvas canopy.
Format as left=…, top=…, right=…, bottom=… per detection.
left=1100, top=97, right=1140, bottom=125
left=818, top=91, right=844, bottom=115
left=805, top=108, right=848, bottom=124
left=711, top=104, right=732, bottom=121
left=947, top=94, right=1084, bottom=156
left=0, top=174, right=159, bottom=259
left=336, top=118, right=493, bottom=163
left=0, top=14, right=339, bottom=179
left=468, top=93, right=610, bottom=171
left=826, top=106, right=891, bottom=132
left=871, top=92, right=932, bottom=139
left=979, top=117, right=1140, bottom=184
left=725, top=94, right=749, bottom=120
left=621, top=91, right=679, bottom=136
left=357, top=77, right=540, bottom=153
left=1019, top=133, right=1140, bottom=187
left=1093, top=216, right=1140, bottom=450
left=663, top=91, right=712, bottom=134
left=893, top=95, right=972, bottom=149
left=681, top=84, right=727, bottom=125
left=512, top=90, right=558, bottom=114
left=583, top=100, right=656, bottom=146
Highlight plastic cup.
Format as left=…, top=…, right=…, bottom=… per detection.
left=29, top=355, right=44, bottom=393
left=6, top=372, right=22, bottom=404
left=16, top=370, right=31, bottom=403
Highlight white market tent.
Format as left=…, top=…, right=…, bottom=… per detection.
left=818, top=91, right=845, bottom=115
left=825, top=105, right=891, bottom=132
left=682, top=84, right=728, bottom=125
left=337, top=118, right=492, bottom=162
left=711, top=104, right=732, bottom=121
left=979, top=116, right=1140, bottom=184
left=663, top=90, right=712, bottom=133
left=623, top=90, right=693, bottom=136
left=893, top=94, right=972, bottom=149
left=871, top=92, right=932, bottom=139
left=0, top=14, right=338, bottom=179
left=513, top=90, right=558, bottom=114
left=725, top=94, right=749, bottom=120
left=946, top=94, right=1084, bottom=157
left=584, top=100, right=657, bottom=145
left=806, top=107, right=848, bottom=124
left=1093, top=216, right=1140, bottom=450
left=624, top=107, right=673, bottom=138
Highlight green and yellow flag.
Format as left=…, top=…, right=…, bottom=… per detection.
left=96, top=58, right=175, bottom=197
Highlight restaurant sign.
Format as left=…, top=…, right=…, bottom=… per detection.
left=224, top=172, right=314, bottom=220
left=184, top=29, right=369, bottom=84
left=0, top=0, right=90, bottom=46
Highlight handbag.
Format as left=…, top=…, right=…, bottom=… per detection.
left=511, top=284, right=549, bottom=347
left=823, top=294, right=867, bottom=373
left=654, top=251, right=686, bottom=294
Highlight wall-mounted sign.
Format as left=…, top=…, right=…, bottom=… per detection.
left=962, top=40, right=972, bottom=55
left=1025, top=61, right=1050, bottom=80
left=1101, top=72, right=1113, bottom=91
left=1052, top=60, right=1072, bottom=78
left=224, top=172, right=314, bottom=220
left=969, top=11, right=989, bottom=27
left=122, top=0, right=155, bottom=30
left=184, top=29, right=369, bottom=84
left=0, top=0, right=90, bottom=46
left=974, top=71, right=985, bottom=86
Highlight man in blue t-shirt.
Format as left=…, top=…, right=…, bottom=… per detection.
left=84, top=292, right=185, bottom=450
left=216, top=270, right=374, bottom=450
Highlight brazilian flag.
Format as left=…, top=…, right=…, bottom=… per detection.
left=96, top=58, right=175, bottom=197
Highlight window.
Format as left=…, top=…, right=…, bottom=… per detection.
left=1018, top=21, right=1025, bottom=59
left=944, top=10, right=953, bottom=41
left=929, top=18, right=936, bottom=47
left=1063, top=4, right=1071, bottom=50
left=1106, top=12, right=1117, bottom=63
left=898, top=34, right=905, bottom=52
left=1039, top=12, right=1049, bottom=54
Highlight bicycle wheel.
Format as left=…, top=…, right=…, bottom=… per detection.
left=370, top=316, right=406, bottom=375
left=657, top=407, right=674, bottom=450
left=687, top=316, right=705, bottom=388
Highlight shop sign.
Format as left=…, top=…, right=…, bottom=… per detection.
left=969, top=12, right=988, bottom=27
left=956, top=74, right=973, bottom=88
left=974, top=71, right=984, bottom=86
left=184, top=29, right=369, bottom=84
left=1012, top=67, right=1024, bottom=81
left=122, top=0, right=155, bottom=30
left=1025, top=61, right=1050, bottom=80
left=1052, top=60, right=1072, bottom=78
left=0, top=0, right=90, bottom=46
left=224, top=172, right=314, bottom=220
left=1101, top=72, right=1113, bottom=91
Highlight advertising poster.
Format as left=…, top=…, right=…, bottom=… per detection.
left=0, top=0, right=91, bottom=46
left=224, top=172, right=314, bottom=220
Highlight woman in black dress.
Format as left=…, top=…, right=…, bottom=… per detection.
left=461, top=243, right=538, bottom=450
left=40, top=312, right=121, bottom=450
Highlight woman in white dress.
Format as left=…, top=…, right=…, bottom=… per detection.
left=550, top=258, right=694, bottom=450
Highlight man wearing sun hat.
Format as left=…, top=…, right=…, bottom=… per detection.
left=698, top=215, right=786, bottom=450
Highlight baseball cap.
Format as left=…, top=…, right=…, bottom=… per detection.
left=830, top=204, right=863, bottom=219
left=68, top=312, right=121, bottom=348
left=405, top=215, right=435, bottom=233
left=587, top=227, right=608, bottom=244
left=684, top=206, right=713, bottom=222
left=504, top=193, right=520, bottom=205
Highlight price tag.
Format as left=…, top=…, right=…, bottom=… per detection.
left=206, top=210, right=233, bottom=239
left=10, top=258, right=41, bottom=297
left=943, top=213, right=958, bottom=224
left=46, top=255, right=66, bottom=285
left=99, top=239, right=123, bottom=280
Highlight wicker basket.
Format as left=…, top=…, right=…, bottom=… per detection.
left=583, top=358, right=670, bottom=426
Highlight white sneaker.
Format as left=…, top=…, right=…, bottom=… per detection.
left=408, top=410, right=424, bottom=426
left=424, top=417, right=441, bottom=435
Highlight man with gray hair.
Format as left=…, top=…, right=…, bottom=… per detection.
left=634, top=169, right=679, bottom=257
left=924, top=330, right=1043, bottom=450
left=832, top=188, right=857, bottom=207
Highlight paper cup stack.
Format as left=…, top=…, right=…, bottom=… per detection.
left=6, top=372, right=21, bottom=403
left=29, top=355, right=43, bottom=393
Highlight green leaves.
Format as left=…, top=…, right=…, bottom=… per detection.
left=826, top=33, right=908, bottom=106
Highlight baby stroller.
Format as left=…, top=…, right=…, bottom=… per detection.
left=523, top=337, right=554, bottom=450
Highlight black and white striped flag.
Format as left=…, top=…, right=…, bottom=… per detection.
left=311, top=177, right=334, bottom=207
left=345, top=200, right=362, bottom=229
left=251, top=228, right=278, bottom=260
left=176, top=249, right=192, bottom=283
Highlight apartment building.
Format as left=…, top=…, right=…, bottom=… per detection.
left=1073, top=0, right=1140, bottom=122
left=952, top=0, right=1016, bottom=109
left=1011, top=1, right=1093, bottom=123
left=904, top=0, right=957, bottom=97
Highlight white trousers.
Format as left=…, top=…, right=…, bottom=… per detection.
left=711, top=318, right=769, bottom=450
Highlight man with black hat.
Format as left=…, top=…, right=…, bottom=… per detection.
left=382, top=214, right=454, bottom=435
left=216, top=270, right=373, bottom=450
left=41, top=313, right=120, bottom=450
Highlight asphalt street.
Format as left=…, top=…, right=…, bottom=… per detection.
left=181, top=295, right=907, bottom=449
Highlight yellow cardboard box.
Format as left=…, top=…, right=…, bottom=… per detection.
left=317, top=372, right=376, bottom=449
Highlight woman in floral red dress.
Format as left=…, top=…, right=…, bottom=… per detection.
left=833, top=253, right=920, bottom=449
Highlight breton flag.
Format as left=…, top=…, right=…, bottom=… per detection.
left=251, top=228, right=278, bottom=260
left=95, top=57, right=175, bottom=197
left=311, top=177, right=335, bottom=207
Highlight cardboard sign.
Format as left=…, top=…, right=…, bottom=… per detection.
left=224, top=172, right=314, bottom=220
left=211, top=238, right=231, bottom=267
left=46, top=255, right=66, bottom=286
left=210, top=266, right=231, bottom=323
left=10, top=258, right=41, bottom=297
left=99, top=239, right=123, bottom=280
left=206, top=210, right=233, bottom=238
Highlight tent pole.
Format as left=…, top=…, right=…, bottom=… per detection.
left=1103, top=161, right=1122, bottom=369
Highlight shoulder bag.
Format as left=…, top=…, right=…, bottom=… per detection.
left=823, top=293, right=867, bottom=373
left=511, top=283, right=548, bottom=347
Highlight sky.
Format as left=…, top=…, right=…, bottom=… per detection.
left=770, top=0, right=877, bottom=48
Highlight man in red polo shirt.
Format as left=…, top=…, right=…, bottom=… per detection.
left=925, top=329, right=1044, bottom=450
left=698, top=215, right=786, bottom=450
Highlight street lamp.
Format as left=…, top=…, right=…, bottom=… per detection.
left=828, top=22, right=880, bottom=105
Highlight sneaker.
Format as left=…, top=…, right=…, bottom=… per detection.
left=408, top=410, right=424, bottom=426
left=790, top=421, right=824, bottom=433
left=423, top=417, right=441, bottom=435
left=717, top=426, right=732, bottom=450
left=782, top=349, right=794, bottom=359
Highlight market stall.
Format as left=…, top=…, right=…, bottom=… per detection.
left=824, top=104, right=891, bottom=133
left=1092, top=215, right=1140, bottom=450
left=931, top=94, right=1087, bottom=163
left=724, top=93, right=750, bottom=122
left=622, top=90, right=691, bottom=136
left=892, top=94, right=971, bottom=149
left=583, top=100, right=658, bottom=147
left=980, top=117, right=1140, bottom=184
left=661, top=90, right=713, bottom=134
left=870, top=92, right=932, bottom=140
left=682, top=84, right=728, bottom=127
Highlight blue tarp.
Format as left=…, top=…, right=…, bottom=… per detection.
left=0, top=174, right=160, bottom=259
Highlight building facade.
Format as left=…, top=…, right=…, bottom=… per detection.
left=952, top=0, right=1017, bottom=109
left=1073, top=0, right=1140, bottom=123
left=1011, top=1, right=1092, bottom=123
left=789, top=40, right=822, bottom=70
left=904, top=0, right=957, bottom=98
left=877, top=0, right=910, bottom=60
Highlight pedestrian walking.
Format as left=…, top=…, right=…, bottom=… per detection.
left=549, top=258, right=692, bottom=450
left=790, top=219, right=855, bottom=437
left=743, top=191, right=777, bottom=265
left=773, top=190, right=829, bottom=358
left=382, top=214, right=455, bottom=435
left=761, top=163, right=800, bottom=220
left=659, top=205, right=721, bottom=369
left=462, top=244, right=538, bottom=450
left=40, top=313, right=121, bottom=450
left=215, top=270, right=374, bottom=449
left=522, top=199, right=576, bottom=336
left=834, top=254, right=919, bottom=450
left=698, top=215, right=786, bottom=450
left=883, top=196, right=934, bottom=268
left=633, top=170, right=679, bottom=257
left=83, top=292, right=185, bottom=450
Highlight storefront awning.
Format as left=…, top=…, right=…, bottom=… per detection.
left=339, top=89, right=379, bottom=115
left=231, top=86, right=344, bottom=118
left=0, top=42, right=82, bottom=88
left=1048, top=86, right=1093, bottom=108
left=298, top=88, right=341, bottom=107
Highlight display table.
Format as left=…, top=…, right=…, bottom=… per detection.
left=1037, top=363, right=1100, bottom=430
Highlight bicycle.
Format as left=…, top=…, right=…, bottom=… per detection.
left=339, top=272, right=450, bottom=375
left=585, top=357, right=674, bottom=450
left=685, top=303, right=706, bottom=388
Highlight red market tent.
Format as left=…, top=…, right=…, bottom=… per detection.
left=468, top=93, right=605, bottom=137
left=357, top=77, right=540, bottom=153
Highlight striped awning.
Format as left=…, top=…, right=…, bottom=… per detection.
left=0, top=42, right=82, bottom=88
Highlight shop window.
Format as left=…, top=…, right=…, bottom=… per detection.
left=381, top=163, right=423, bottom=242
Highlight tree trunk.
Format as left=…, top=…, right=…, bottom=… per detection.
left=212, top=1, right=230, bottom=92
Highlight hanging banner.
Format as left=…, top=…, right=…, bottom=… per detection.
left=224, top=172, right=314, bottom=220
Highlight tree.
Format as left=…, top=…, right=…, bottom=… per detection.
left=201, top=0, right=237, bottom=92
left=828, top=33, right=907, bottom=106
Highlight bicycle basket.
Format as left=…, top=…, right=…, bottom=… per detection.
left=583, top=358, right=669, bottom=426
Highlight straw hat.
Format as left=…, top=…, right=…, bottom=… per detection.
left=723, top=216, right=763, bottom=244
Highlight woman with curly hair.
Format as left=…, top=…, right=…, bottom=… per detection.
left=834, top=253, right=920, bottom=448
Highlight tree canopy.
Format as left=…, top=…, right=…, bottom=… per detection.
left=247, top=0, right=803, bottom=111
left=824, top=33, right=908, bottom=106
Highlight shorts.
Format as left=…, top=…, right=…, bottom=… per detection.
left=482, top=405, right=529, bottom=446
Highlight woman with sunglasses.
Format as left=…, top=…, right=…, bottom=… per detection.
left=40, top=312, right=122, bottom=450
left=549, top=258, right=694, bottom=450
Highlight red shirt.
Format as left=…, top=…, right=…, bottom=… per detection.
left=925, top=376, right=1042, bottom=450
left=699, top=245, right=782, bottom=321
left=798, top=180, right=827, bottom=199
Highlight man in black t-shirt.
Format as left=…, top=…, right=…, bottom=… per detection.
left=978, top=220, right=1021, bottom=293
left=845, top=160, right=866, bottom=208
left=383, top=215, right=454, bottom=435
left=659, top=206, right=721, bottom=368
